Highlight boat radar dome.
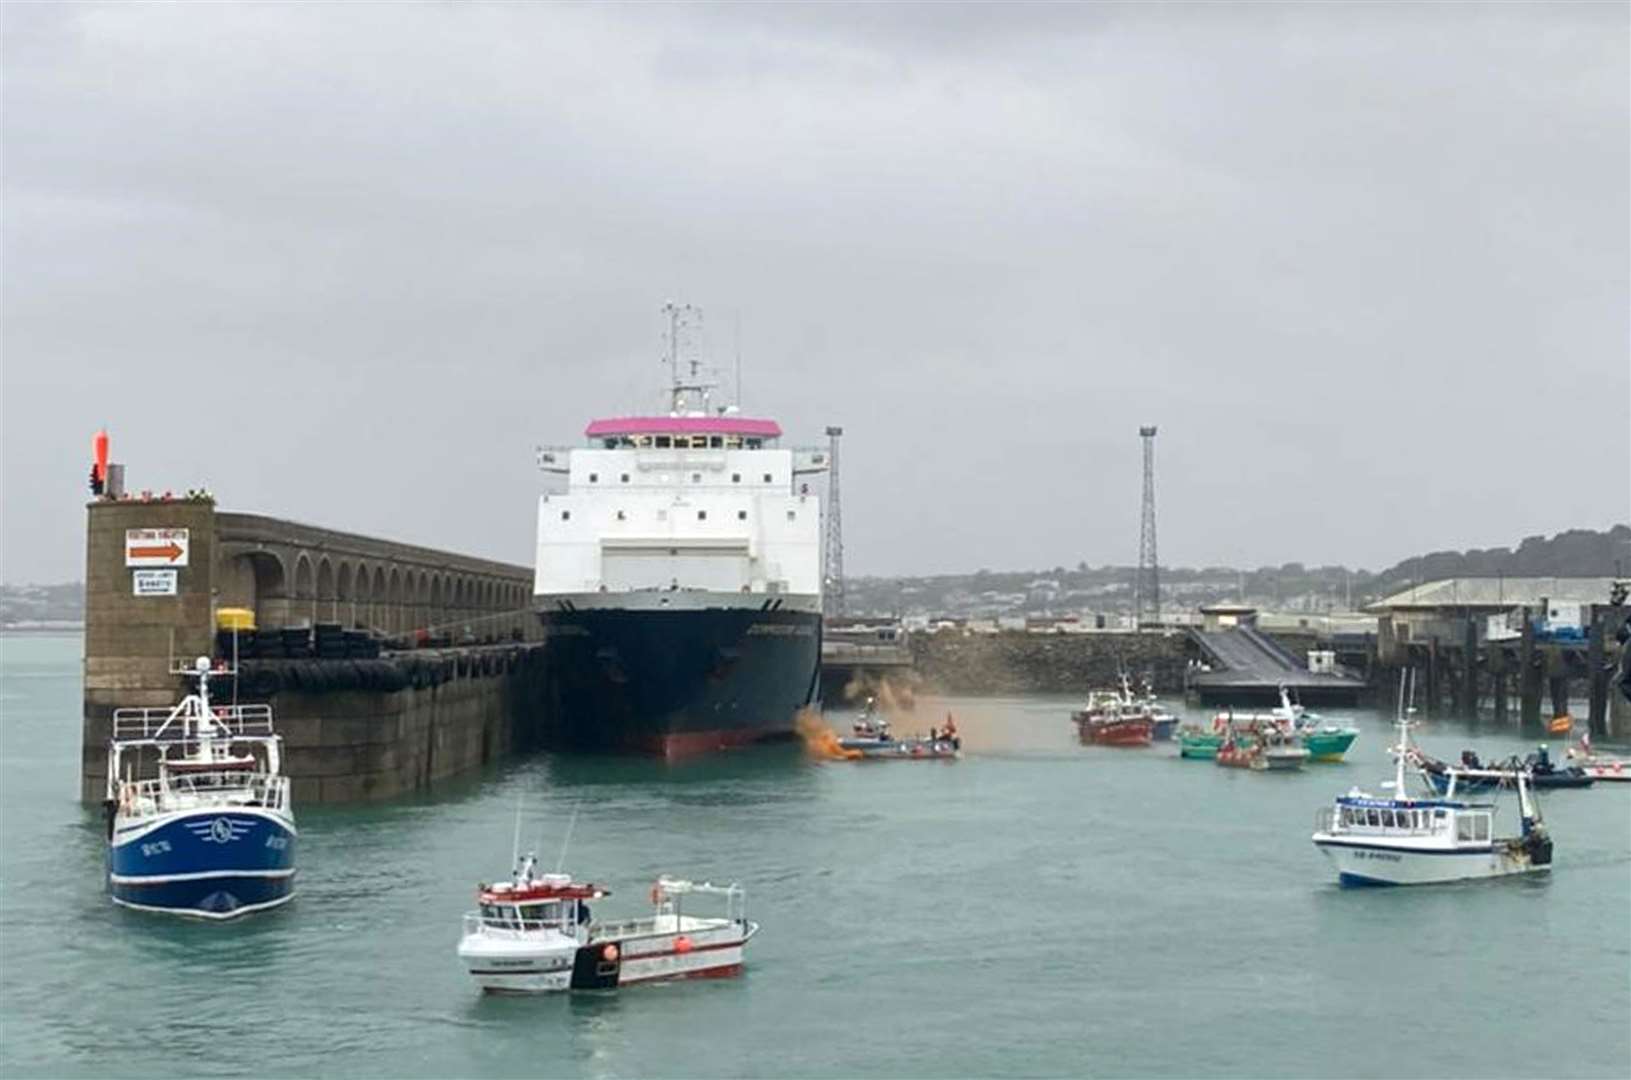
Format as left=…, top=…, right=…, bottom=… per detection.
left=195, top=656, right=211, bottom=673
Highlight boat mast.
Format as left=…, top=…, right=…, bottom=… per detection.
left=1391, top=669, right=1413, bottom=799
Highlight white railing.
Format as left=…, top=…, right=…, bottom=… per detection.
left=117, top=772, right=289, bottom=817
left=113, top=703, right=274, bottom=741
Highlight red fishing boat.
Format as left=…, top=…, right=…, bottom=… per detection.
left=1071, top=702, right=1154, bottom=746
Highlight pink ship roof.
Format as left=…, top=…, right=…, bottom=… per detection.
left=585, top=416, right=783, bottom=438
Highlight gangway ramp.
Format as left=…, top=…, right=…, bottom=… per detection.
left=1186, top=627, right=1365, bottom=706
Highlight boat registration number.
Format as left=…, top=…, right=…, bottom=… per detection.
left=1353, top=850, right=1402, bottom=862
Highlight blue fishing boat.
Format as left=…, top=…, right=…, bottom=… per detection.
left=105, top=657, right=296, bottom=918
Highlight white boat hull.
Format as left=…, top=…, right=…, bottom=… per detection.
left=1313, top=838, right=1548, bottom=886
left=459, top=917, right=754, bottom=993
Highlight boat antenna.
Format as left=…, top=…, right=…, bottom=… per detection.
left=510, top=793, right=524, bottom=871
left=734, top=308, right=742, bottom=408
left=554, top=802, right=581, bottom=874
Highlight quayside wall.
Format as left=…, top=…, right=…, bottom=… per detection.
left=81, top=496, right=541, bottom=804
left=909, top=631, right=1191, bottom=696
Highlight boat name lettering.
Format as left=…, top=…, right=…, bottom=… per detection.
left=265, top=836, right=288, bottom=851
left=140, top=840, right=172, bottom=857
left=746, top=624, right=813, bottom=637
left=1354, top=850, right=1402, bottom=862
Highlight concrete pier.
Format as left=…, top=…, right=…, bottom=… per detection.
left=82, top=496, right=538, bottom=803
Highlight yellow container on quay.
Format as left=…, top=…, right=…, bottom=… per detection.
left=215, top=608, right=256, bottom=632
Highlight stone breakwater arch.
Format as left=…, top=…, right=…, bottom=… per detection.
left=214, top=512, right=533, bottom=640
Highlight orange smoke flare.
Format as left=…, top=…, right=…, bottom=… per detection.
left=796, top=707, right=861, bottom=760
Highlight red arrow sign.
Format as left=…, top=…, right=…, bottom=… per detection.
left=129, top=542, right=184, bottom=562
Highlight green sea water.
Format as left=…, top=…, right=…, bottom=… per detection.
left=2, top=632, right=1627, bottom=1078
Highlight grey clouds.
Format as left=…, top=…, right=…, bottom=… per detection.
left=3, top=2, right=1627, bottom=584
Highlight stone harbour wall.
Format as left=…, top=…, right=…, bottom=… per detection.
left=81, top=646, right=550, bottom=804
left=910, top=631, right=1191, bottom=696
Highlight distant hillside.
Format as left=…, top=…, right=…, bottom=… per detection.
left=1370, top=525, right=1631, bottom=595
left=845, top=525, right=1631, bottom=618
left=1, top=582, right=85, bottom=627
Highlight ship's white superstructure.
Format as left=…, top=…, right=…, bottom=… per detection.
left=535, top=423, right=826, bottom=609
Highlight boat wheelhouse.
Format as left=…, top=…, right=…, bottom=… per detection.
left=105, top=657, right=296, bottom=918
left=457, top=857, right=756, bottom=993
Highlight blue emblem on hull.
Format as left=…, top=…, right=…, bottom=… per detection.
left=110, top=810, right=297, bottom=919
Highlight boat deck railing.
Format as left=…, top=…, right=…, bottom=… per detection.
left=113, top=703, right=275, bottom=741
left=117, top=772, right=290, bottom=817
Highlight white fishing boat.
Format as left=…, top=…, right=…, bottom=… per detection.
left=457, top=855, right=756, bottom=993
left=1310, top=676, right=1552, bottom=887
left=1565, top=734, right=1631, bottom=782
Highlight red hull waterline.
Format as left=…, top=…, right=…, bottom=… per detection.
left=621, top=962, right=744, bottom=986
left=634, top=728, right=796, bottom=761
left=1075, top=721, right=1154, bottom=747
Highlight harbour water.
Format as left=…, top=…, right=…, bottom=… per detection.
left=2, top=632, right=1627, bottom=1078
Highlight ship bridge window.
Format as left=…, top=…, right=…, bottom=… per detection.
left=697, top=510, right=707, bottom=521
left=589, top=473, right=598, bottom=483
left=763, top=473, right=773, bottom=483
left=616, top=510, right=626, bottom=521
left=656, top=435, right=672, bottom=448
left=726, top=436, right=743, bottom=449
left=620, top=473, right=630, bottom=483
left=1456, top=816, right=1474, bottom=841
left=732, top=473, right=741, bottom=483
left=737, top=510, right=747, bottom=520
left=1365, top=809, right=1379, bottom=827
left=786, top=510, right=796, bottom=521
left=709, top=435, right=723, bottom=448
left=561, top=511, right=571, bottom=521
left=692, top=473, right=702, bottom=483
left=747, top=439, right=762, bottom=449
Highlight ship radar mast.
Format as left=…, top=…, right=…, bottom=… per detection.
left=661, top=301, right=721, bottom=417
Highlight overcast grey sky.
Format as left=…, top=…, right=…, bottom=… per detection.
left=3, top=2, right=1626, bottom=584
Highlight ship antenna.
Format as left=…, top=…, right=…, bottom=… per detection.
left=554, top=802, right=581, bottom=874
left=734, top=309, right=742, bottom=409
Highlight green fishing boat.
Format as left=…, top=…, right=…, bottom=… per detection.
left=1177, top=726, right=1224, bottom=759
left=1299, top=726, right=1358, bottom=762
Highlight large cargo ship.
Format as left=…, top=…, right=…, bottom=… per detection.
left=532, top=307, right=828, bottom=756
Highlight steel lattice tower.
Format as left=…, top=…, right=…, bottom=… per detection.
left=1135, top=426, right=1160, bottom=629
left=823, top=425, right=846, bottom=617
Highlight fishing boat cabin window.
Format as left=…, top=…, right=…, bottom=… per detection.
left=732, top=473, right=741, bottom=483
left=1456, top=814, right=1491, bottom=843
left=519, top=902, right=563, bottom=927
left=589, top=473, right=598, bottom=483
left=620, top=473, right=630, bottom=483
left=655, top=436, right=672, bottom=448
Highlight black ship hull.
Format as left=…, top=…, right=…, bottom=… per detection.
left=534, top=603, right=821, bottom=757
